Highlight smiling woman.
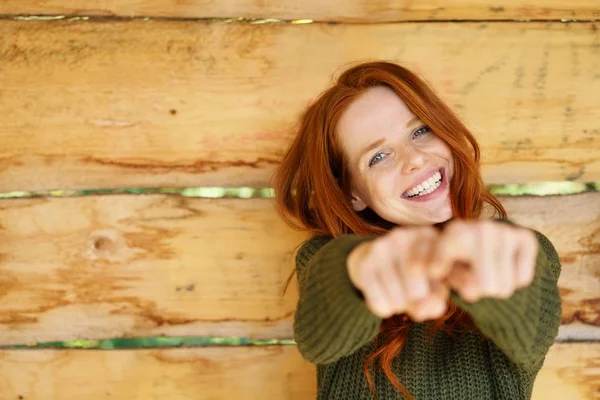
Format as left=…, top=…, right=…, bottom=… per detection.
left=271, top=61, right=562, bottom=400
left=273, top=61, right=505, bottom=236
left=337, top=85, right=455, bottom=226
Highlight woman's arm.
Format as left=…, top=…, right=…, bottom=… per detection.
left=450, top=230, right=562, bottom=370
left=293, top=234, right=381, bottom=364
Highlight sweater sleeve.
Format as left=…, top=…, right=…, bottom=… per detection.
left=450, top=228, right=562, bottom=370
left=293, top=234, right=382, bottom=365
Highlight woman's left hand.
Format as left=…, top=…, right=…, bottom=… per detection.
left=429, top=220, right=539, bottom=302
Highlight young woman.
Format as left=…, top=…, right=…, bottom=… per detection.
left=272, top=61, right=562, bottom=399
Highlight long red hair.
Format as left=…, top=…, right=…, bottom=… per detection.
left=271, top=61, right=506, bottom=399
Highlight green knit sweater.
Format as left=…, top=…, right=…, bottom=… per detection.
left=293, top=224, right=562, bottom=399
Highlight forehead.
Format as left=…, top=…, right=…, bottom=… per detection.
left=336, top=86, right=416, bottom=158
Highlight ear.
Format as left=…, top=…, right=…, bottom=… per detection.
left=350, top=192, right=368, bottom=212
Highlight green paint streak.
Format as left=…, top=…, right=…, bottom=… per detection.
left=0, top=183, right=597, bottom=200
left=3, top=337, right=296, bottom=350
left=0, top=187, right=276, bottom=199
left=13, top=15, right=69, bottom=20
left=486, top=181, right=595, bottom=196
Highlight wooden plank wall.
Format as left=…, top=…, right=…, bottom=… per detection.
left=0, top=1, right=599, bottom=399
left=1, top=20, right=600, bottom=191
left=1, top=0, right=599, bottom=21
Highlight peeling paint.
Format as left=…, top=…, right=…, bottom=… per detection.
left=3, top=14, right=595, bottom=24
left=1, top=336, right=297, bottom=349
left=0, top=182, right=598, bottom=200
left=12, top=15, right=66, bottom=21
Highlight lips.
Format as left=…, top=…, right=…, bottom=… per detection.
left=402, top=168, right=443, bottom=198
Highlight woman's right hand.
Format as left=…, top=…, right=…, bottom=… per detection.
left=346, top=226, right=449, bottom=320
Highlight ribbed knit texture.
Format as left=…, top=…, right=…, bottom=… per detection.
left=293, top=223, right=562, bottom=399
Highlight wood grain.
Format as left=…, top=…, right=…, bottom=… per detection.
left=1, top=20, right=599, bottom=191
left=0, top=192, right=597, bottom=345
left=0, top=343, right=597, bottom=400
left=531, top=343, right=600, bottom=400
left=1, top=0, right=599, bottom=21
left=0, top=195, right=307, bottom=345
left=501, top=193, right=600, bottom=340
left=0, top=346, right=317, bottom=400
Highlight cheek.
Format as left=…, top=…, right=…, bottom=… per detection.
left=435, top=139, right=454, bottom=160
left=370, top=172, right=399, bottom=199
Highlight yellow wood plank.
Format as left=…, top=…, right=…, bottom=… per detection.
left=0, top=193, right=597, bottom=345
left=0, top=195, right=306, bottom=345
left=531, top=343, right=600, bottom=400
left=1, top=0, right=598, bottom=21
left=0, top=344, right=597, bottom=399
left=0, top=346, right=317, bottom=400
left=501, top=193, right=600, bottom=340
left=1, top=20, right=599, bottom=191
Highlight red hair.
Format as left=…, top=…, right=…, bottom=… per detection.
left=271, top=61, right=506, bottom=399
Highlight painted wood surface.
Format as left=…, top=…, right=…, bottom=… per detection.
left=1, top=0, right=599, bottom=21
left=0, top=193, right=597, bottom=345
left=0, top=343, right=597, bottom=399
left=1, top=20, right=599, bottom=191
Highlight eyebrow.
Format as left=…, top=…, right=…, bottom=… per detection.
left=356, top=116, right=421, bottom=167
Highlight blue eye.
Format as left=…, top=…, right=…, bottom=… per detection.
left=414, top=125, right=432, bottom=138
left=369, top=152, right=385, bottom=167
left=367, top=126, right=431, bottom=168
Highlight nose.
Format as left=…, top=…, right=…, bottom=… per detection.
left=399, top=145, right=428, bottom=175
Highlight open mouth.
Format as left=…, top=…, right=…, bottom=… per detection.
left=402, top=168, right=445, bottom=200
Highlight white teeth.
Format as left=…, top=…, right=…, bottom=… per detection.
left=405, top=171, right=442, bottom=198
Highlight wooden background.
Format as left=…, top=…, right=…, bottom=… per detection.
left=0, top=1, right=599, bottom=399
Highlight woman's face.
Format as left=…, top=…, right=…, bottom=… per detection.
left=337, top=86, right=454, bottom=226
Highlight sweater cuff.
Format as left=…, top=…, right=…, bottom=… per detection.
left=309, top=234, right=379, bottom=319
left=449, top=231, right=561, bottom=367
left=294, top=234, right=382, bottom=364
